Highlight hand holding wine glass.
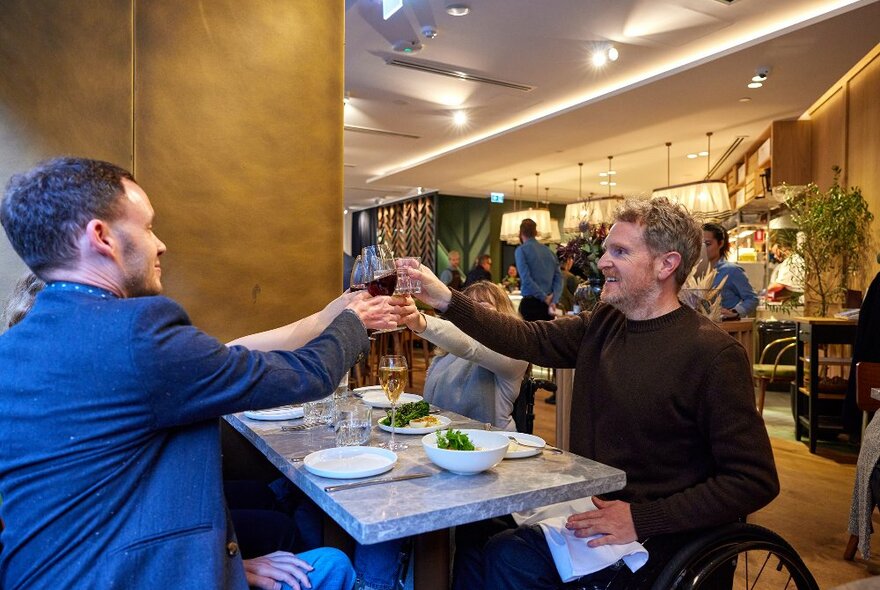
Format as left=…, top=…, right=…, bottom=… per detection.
left=378, top=354, right=408, bottom=451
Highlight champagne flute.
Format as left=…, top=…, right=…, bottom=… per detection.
left=378, top=354, right=408, bottom=451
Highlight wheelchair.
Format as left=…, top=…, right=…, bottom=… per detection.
left=580, top=522, right=818, bottom=590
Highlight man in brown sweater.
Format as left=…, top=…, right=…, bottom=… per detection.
left=401, top=197, right=779, bottom=589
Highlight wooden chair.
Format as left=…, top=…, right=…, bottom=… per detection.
left=845, top=361, right=880, bottom=561
left=752, top=336, right=797, bottom=414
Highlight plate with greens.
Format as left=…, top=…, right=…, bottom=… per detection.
left=376, top=400, right=448, bottom=433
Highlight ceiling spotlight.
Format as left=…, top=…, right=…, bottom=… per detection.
left=445, top=4, right=470, bottom=16
left=687, top=153, right=698, bottom=159
left=698, top=151, right=709, bottom=157
left=392, top=40, right=423, bottom=53
left=607, top=46, right=619, bottom=62
left=452, top=110, right=468, bottom=125
left=421, top=26, right=438, bottom=39
left=752, top=66, right=770, bottom=82
left=343, top=208, right=349, bottom=215
left=747, top=81, right=763, bottom=89
left=591, top=50, right=607, bottom=68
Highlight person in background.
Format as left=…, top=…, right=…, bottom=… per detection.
left=353, top=281, right=528, bottom=590
left=501, top=264, right=520, bottom=293
left=401, top=197, right=778, bottom=589
left=465, top=253, right=492, bottom=284
left=702, top=222, right=758, bottom=319
left=439, top=249, right=463, bottom=290
left=0, top=157, right=397, bottom=590
left=557, top=255, right=580, bottom=315
left=515, top=218, right=562, bottom=321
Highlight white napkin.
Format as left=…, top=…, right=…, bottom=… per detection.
left=523, top=499, right=649, bottom=583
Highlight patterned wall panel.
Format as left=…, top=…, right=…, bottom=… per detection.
left=376, top=194, right=436, bottom=270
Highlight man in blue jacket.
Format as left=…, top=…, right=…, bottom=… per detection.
left=515, top=218, right=562, bottom=321
left=0, top=158, right=392, bottom=590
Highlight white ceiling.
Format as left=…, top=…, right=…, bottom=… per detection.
left=343, top=0, right=880, bottom=210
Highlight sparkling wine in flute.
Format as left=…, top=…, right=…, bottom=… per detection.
left=378, top=366, right=407, bottom=403
left=367, top=271, right=397, bottom=296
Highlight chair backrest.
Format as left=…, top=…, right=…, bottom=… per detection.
left=512, top=369, right=557, bottom=434
left=758, top=336, right=797, bottom=365
left=856, top=361, right=880, bottom=413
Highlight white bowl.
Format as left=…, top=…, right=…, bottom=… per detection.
left=421, top=429, right=510, bottom=475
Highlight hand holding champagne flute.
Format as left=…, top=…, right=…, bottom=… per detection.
left=378, top=354, right=408, bottom=451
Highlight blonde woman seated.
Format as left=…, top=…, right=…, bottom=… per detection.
left=400, top=281, right=528, bottom=431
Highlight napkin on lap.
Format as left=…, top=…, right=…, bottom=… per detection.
left=536, top=510, right=648, bottom=582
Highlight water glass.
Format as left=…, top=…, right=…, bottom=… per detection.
left=334, top=401, right=372, bottom=446
left=395, top=257, right=422, bottom=294
left=303, top=396, right=334, bottom=427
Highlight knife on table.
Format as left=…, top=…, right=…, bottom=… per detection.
left=324, top=472, right=432, bottom=492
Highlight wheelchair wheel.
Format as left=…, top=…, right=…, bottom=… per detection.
left=650, top=523, right=818, bottom=590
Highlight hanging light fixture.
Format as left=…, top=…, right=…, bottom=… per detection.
left=538, top=186, right=562, bottom=244
left=564, top=158, right=623, bottom=234
left=651, top=132, right=732, bottom=220
left=499, top=175, right=552, bottom=244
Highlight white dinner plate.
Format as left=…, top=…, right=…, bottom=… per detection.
left=377, top=414, right=452, bottom=435
left=505, top=433, right=546, bottom=459
left=303, top=446, right=397, bottom=479
left=360, top=390, right=423, bottom=409
left=243, top=405, right=304, bottom=421
left=351, top=386, right=384, bottom=396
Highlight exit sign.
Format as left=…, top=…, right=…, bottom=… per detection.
left=490, top=192, right=505, bottom=203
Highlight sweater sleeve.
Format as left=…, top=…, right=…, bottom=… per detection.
left=442, top=289, right=586, bottom=368
left=629, top=342, right=779, bottom=537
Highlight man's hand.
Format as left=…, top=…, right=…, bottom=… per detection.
left=243, top=551, right=315, bottom=590
left=345, top=291, right=397, bottom=330
left=565, top=497, right=637, bottom=547
left=398, top=261, right=452, bottom=312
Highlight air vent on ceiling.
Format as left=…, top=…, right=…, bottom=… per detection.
left=385, top=58, right=535, bottom=92
left=343, top=125, right=420, bottom=140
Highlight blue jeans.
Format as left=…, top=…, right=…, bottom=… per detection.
left=278, top=547, right=356, bottom=590
left=353, top=538, right=409, bottom=590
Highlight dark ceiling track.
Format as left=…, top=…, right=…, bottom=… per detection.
left=385, top=58, right=535, bottom=92
left=706, top=136, right=745, bottom=179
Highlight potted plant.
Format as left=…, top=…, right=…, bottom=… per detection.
left=783, top=166, right=873, bottom=317
left=557, top=221, right=608, bottom=311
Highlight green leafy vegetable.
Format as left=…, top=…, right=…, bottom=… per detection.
left=435, top=429, right=475, bottom=451
left=380, top=400, right=430, bottom=427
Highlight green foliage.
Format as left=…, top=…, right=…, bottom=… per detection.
left=784, top=166, right=873, bottom=316
left=382, top=400, right=429, bottom=427
left=435, top=429, right=475, bottom=450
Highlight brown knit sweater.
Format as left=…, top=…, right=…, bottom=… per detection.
left=442, top=291, right=779, bottom=538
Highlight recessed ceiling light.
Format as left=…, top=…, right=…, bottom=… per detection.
left=607, top=47, right=619, bottom=62
left=698, top=151, right=708, bottom=157
left=343, top=208, right=349, bottom=215
left=687, top=153, right=698, bottom=159
left=445, top=4, right=470, bottom=16
left=747, top=81, right=763, bottom=89
left=591, top=50, right=607, bottom=68
left=452, top=110, right=468, bottom=125
left=599, top=181, right=617, bottom=187
left=598, top=170, right=616, bottom=176
left=739, top=97, right=752, bottom=103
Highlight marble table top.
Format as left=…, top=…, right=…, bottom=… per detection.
left=225, top=405, right=625, bottom=545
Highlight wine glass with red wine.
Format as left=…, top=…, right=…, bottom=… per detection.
left=363, top=245, right=397, bottom=296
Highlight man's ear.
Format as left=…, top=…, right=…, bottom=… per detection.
left=83, top=219, right=116, bottom=259
left=656, top=251, right=682, bottom=282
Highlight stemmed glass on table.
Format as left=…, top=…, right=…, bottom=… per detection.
left=378, top=354, right=408, bottom=451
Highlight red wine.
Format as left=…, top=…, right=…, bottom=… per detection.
left=367, top=272, right=397, bottom=296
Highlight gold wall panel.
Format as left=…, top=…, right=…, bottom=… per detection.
left=135, top=0, right=344, bottom=340
left=808, top=88, right=847, bottom=191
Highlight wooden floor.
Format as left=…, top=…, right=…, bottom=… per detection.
left=406, top=353, right=880, bottom=588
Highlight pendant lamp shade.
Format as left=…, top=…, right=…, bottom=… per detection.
left=563, top=197, right=622, bottom=232
left=651, top=181, right=732, bottom=219
left=500, top=208, right=553, bottom=244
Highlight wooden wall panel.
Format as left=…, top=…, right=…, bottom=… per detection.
left=808, top=88, right=847, bottom=190
left=377, top=195, right=436, bottom=271
left=847, top=51, right=880, bottom=283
